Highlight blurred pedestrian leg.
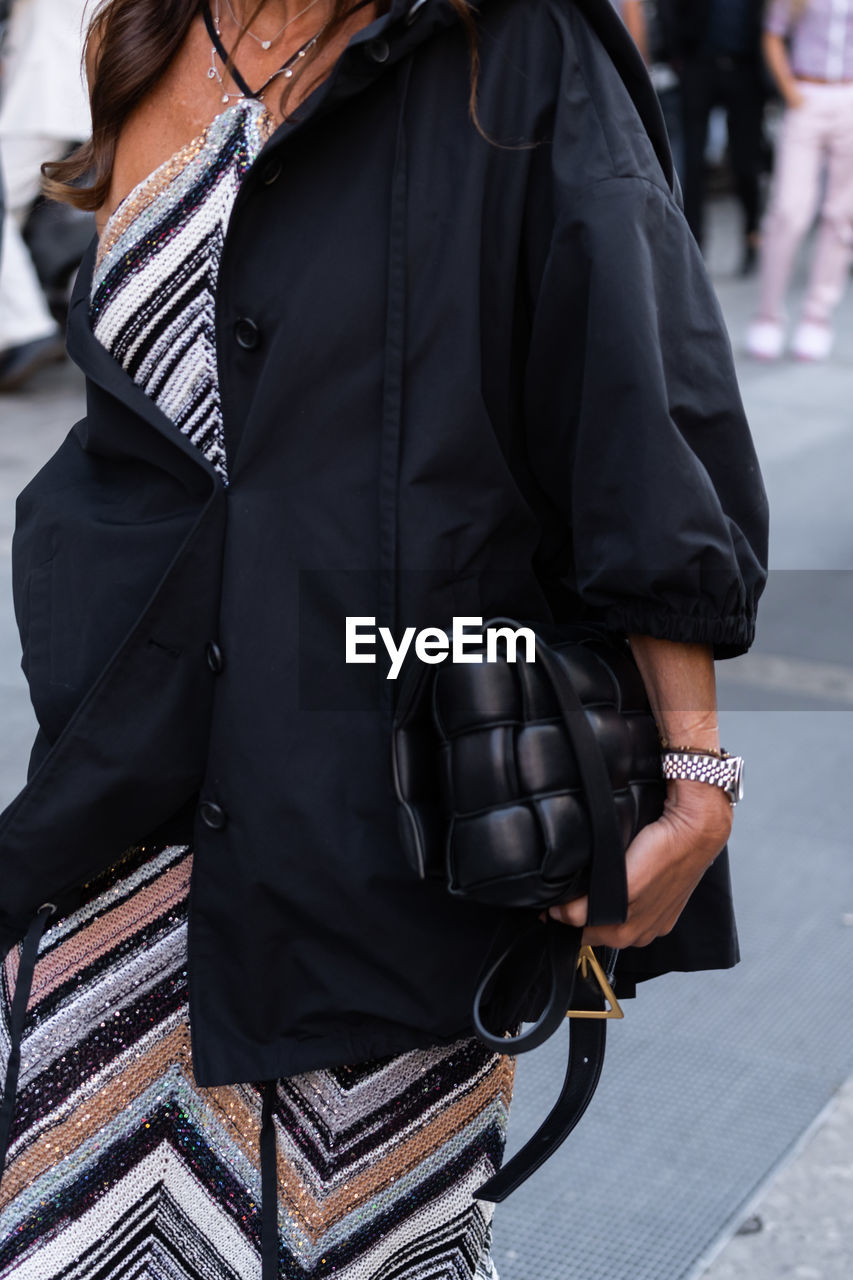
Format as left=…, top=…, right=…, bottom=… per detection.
left=673, top=1, right=766, bottom=268
left=681, top=52, right=764, bottom=258
left=747, top=3, right=853, bottom=362
left=0, top=0, right=90, bottom=390
left=0, top=137, right=66, bottom=347
left=756, top=86, right=853, bottom=346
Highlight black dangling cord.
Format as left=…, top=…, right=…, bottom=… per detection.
left=260, top=1079, right=279, bottom=1278
left=0, top=903, right=57, bottom=1179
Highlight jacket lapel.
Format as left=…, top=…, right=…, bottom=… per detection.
left=66, top=239, right=221, bottom=493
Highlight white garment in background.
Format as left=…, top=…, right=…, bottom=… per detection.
left=0, top=0, right=90, bottom=140
left=0, top=135, right=67, bottom=345
left=0, top=0, right=91, bottom=348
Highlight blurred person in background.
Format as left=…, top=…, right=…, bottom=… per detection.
left=0, top=0, right=90, bottom=392
left=615, top=2, right=684, bottom=177
left=644, top=0, right=685, bottom=179
left=746, top=0, right=853, bottom=362
left=620, top=0, right=650, bottom=60
left=671, top=0, right=766, bottom=272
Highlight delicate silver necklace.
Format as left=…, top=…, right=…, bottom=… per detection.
left=206, top=0, right=320, bottom=102
left=223, top=0, right=324, bottom=50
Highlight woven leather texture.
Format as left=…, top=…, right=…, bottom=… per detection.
left=392, top=625, right=665, bottom=909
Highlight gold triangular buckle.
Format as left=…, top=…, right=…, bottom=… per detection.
left=566, top=945, right=624, bottom=1020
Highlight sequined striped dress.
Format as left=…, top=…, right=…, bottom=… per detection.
left=0, top=97, right=514, bottom=1280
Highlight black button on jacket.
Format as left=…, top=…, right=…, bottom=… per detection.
left=1, top=0, right=767, bottom=1086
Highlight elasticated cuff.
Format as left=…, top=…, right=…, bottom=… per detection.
left=601, top=605, right=757, bottom=660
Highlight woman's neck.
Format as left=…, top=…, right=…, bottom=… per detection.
left=226, top=0, right=332, bottom=33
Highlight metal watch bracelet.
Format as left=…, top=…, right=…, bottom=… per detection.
left=660, top=749, right=745, bottom=806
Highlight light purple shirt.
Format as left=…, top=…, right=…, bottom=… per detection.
left=765, top=0, right=853, bottom=81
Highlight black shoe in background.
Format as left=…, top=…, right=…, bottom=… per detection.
left=0, top=335, right=67, bottom=393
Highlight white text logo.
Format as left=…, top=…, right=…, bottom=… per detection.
left=345, top=616, right=536, bottom=680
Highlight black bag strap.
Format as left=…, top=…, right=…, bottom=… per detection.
left=469, top=623, right=629, bottom=1197
left=475, top=950, right=609, bottom=1203
left=474, top=917, right=584, bottom=1053
left=533, top=635, right=627, bottom=926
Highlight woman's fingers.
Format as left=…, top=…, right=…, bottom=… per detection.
left=547, top=789, right=732, bottom=949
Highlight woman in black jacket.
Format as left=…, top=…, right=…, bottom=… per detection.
left=0, top=0, right=766, bottom=1276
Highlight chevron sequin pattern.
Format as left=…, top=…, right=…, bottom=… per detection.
left=2, top=90, right=517, bottom=1279
left=0, top=844, right=515, bottom=1278
left=90, top=97, right=278, bottom=483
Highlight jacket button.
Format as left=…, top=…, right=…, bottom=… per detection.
left=199, top=801, right=227, bottom=830
left=206, top=641, right=225, bottom=674
left=262, top=158, right=282, bottom=185
left=365, top=37, right=390, bottom=63
left=234, top=317, right=261, bottom=350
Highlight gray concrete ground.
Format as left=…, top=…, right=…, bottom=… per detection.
left=0, top=194, right=851, bottom=1278
left=690, top=200, right=853, bottom=1280
left=699, top=1080, right=853, bottom=1280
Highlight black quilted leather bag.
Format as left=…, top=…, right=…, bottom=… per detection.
left=391, top=618, right=665, bottom=1200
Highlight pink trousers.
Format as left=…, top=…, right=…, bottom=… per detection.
left=757, top=81, right=853, bottom=326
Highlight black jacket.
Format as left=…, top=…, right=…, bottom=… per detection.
left=1, top=0, right=767, bottom=1086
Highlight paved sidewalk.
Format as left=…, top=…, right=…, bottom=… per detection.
left=676, top=196, right=853, bottom=1280
left=699, top=1079, right=853, bottom=1280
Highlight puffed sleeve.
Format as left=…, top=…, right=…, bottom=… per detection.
left=522, top=2, right=768, bottom=658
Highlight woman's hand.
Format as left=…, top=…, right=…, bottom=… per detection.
left=547, top=632, right=736, bottom=949
left=762, top=31, right=805, bottom=109
left=548, top=780, right=732, bottom=948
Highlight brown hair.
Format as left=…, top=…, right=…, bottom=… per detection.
left=45, top=0, right=480, bottom=210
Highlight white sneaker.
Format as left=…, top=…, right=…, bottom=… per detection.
left=745, top=319, right=785, bottom=361
left=790, top=321, right=834, bottom=362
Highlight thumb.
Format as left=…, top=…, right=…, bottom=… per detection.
left=549, top=896, right=588, bottom=927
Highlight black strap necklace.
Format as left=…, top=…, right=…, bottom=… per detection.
left=202, top=0, right=321, bottom=102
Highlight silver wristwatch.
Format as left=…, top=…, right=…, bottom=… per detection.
left=661, top=750, right=745, bottom=806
